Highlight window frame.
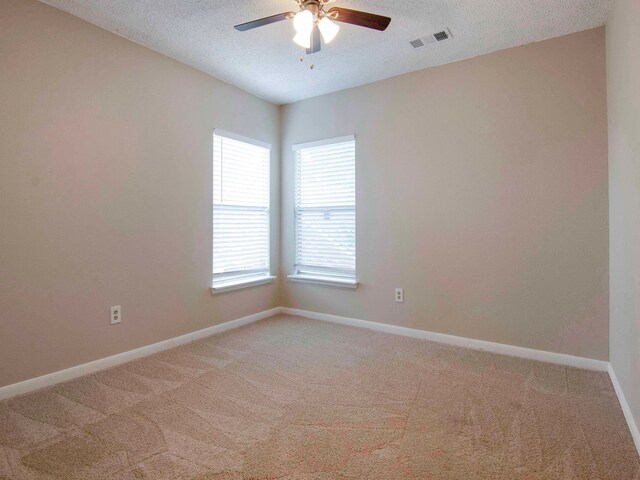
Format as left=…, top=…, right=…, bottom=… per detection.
left=210, top=129, right=274, bottom=294
left=289, top=135, right=358, bottom=289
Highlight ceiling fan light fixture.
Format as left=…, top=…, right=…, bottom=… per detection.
left=234, top=3, right=392, bottom=56
left=318, top=16, right=339, bottom=43
left=293, top=30, right=312, bottom=49
left=293, top=10, right=314, bottom=33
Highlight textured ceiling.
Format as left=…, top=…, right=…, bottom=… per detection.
left=38, top=0, right=612, bottom=104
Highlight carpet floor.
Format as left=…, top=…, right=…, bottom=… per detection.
left=0, top=314, right=638, bottom=479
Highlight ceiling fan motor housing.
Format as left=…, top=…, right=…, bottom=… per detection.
left=299, top=1, right=322, bottom=18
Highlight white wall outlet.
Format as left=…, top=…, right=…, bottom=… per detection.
left=110, top=306, right=121, bottom=325
left=395, top=288, right=404, bottom=303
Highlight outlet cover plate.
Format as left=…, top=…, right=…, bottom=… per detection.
left=111, top=306, right=122, bottom=325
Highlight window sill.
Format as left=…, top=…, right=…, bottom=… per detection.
left=287, top=274, right=358, bottom=290
left=210, top=275, right=276, bottom=295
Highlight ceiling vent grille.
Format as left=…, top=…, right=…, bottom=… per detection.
left=410, top=28, right=453, bottom=48
left=433, top=30, right=450, bottom=42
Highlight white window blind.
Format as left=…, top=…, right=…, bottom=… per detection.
left=213, top=132, right=270, bottom=284
left=294, top=137, right=356, bottom=280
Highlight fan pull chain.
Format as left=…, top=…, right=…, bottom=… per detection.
left=299, top=55, right=316, bottom=70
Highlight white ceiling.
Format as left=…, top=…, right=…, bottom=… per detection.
left=39, top=0, right=612, bottom=104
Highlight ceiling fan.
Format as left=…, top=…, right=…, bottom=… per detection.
left=234, top=0, right=391, bottom=55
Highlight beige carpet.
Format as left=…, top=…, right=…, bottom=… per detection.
left=0, top=314, right=638, bottom=479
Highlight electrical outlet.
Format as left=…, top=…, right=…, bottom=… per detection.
left=110, top=306, right=121, bottom=325
left=395, top=288, right=404, bottom=303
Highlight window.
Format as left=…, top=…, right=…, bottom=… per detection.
left=211, top=131, right=272, bottom=293
left=290, top=136, right=357, bottom=288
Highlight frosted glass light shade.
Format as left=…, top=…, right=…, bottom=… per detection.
left=293, top=10, right=314, bottom=33
left=318, top=17, right=339, bottom=43
left=293, top=31, right=312, bottom=49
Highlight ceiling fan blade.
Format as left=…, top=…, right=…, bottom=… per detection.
left=306, top=25, right=321, bottom=55
left=234, top=12, right=294, bottom=32
left=327, top=7, right=391, bottom=31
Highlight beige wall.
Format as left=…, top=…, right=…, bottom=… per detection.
left=0, top=0, right=281, bottom=388
left=607, top=0, right=640, bottom=437
left=281, top=28, right=609, bottom=360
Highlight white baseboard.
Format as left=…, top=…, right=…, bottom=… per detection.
left=0, top=307, right=282, bottom=401
left=608, top=364, right=640, bottom=456
left=281, top=307, right=609, bottom=372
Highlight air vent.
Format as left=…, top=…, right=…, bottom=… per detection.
left=433, top=30, right=449, bottom=42
left=410, top=28, right=453, bottom=48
